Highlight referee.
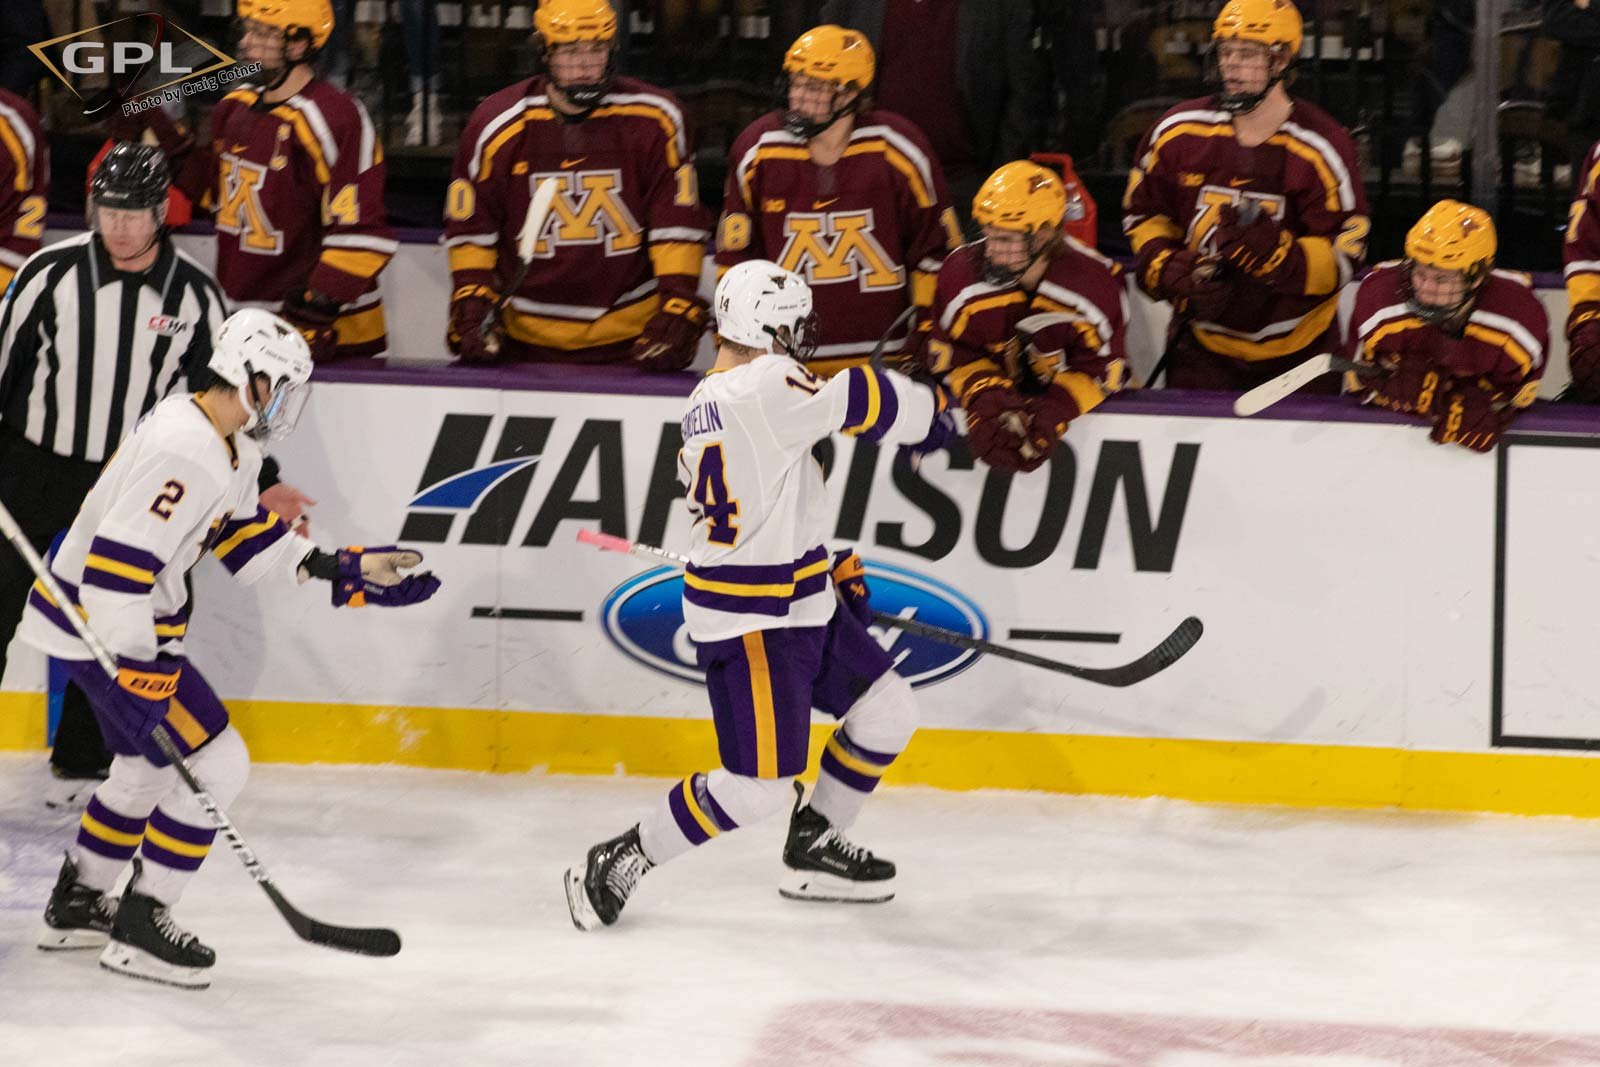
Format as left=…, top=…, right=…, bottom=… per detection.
left=0, top=142, right=227, bottom=780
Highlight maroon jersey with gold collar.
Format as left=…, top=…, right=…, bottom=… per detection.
left=446, top=75, right=709, bottom=361
left=1348, top=262, right=1546, bottom=406
left=717, top=110, right=960, bottom=376
left=0, top=89, right=47, bottom=294
left=1123, top=95, right=1367, bottom=363
left=928, top=236, right=1129, bottom=418
left=190, top=80, right=395, bottom=358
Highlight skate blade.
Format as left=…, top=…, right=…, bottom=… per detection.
left=37, top=924, right=109, bottom=951
left=779, top=867, right=895, bottom=904
left=98, top=941, right=211, bottom=990
left=563, top=867, right=604, bottom=931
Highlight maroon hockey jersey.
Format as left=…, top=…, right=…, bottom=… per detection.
left=1348, top=262, right=1546, bottom=406
left=1564, top=136, right=1600, bottom=331
left=182, top=80, right=396, bottom=358
left=447, top=75, right=710, bottom=362
left=1123, top=96, right=1367, bottom=363
left=928, top=236, right=1129, bottom=418
left=0, top=89, right=47, bottom=295
left=717, top=110, right=960, bottom=376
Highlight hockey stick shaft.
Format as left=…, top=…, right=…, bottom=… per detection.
left=867, top=304, right=920, bottom=372
left=576, top=529, right=1202, bottom=687
left=1233, top=354, right=1371, bottom=417
left=0, top=499, right=400, bottom=957
left=480, top=177, right=560, bottom=347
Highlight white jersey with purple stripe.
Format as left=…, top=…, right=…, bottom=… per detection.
left=18, top=393, right=313, bottom=662
left=678, top=356, right=936, bottom=642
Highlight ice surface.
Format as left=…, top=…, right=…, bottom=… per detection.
left=5, top=755, right=1600, bottom=1066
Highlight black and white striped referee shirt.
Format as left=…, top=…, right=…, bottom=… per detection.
left=0, top=232, right=227, bottom=463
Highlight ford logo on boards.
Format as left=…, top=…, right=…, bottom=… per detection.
left=599, top=562, right=988, bottom=689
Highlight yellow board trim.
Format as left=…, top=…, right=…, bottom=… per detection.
left=81, top=813, right=143, bottom=848
left=144, top=825, right=209, bottom=858
left=10, top=695, right=1600, bottom=817
left=741, top=632, right=778, bottom=778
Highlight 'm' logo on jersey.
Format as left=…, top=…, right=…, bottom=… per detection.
left=215, top=154, right=283, bottom=255
left=531, top=169, right=643, bottom=258
left=777, top=209, right=903, bottom=292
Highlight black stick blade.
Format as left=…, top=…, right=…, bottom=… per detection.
left=263, top=882, right=402, bottom=957
left=1076, top=616, right=1204, bottom=687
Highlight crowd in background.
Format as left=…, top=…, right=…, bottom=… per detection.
left=0, top=1, right=1597, bottom=265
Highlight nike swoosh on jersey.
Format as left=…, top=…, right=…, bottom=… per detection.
left=561, top=157, right=588, bottom=168
left=1229, top=178, right=1252, bottom=187
left=813, top=198, right=839, bottom=209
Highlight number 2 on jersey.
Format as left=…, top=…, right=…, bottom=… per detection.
left=692, top=445, right=739, bottom=546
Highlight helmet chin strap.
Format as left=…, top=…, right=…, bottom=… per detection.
left=1215, top=53, right=1290, bottom=114
left=783, top=86, right=860, bottom=139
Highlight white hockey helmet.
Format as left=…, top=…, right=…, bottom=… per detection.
left=713, top=260, right=817, bottom=361
left=209, top=308, right=314, bottom=441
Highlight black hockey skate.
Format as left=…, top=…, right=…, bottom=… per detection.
left=99, top=859, right=215, bottom=989
left=780, top=783, right=896, bottom=903
left=38, top=852, right=116, bottom=951
left=564, top=826, right=654, bottom=931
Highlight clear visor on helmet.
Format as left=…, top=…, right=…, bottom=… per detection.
left=247, top=374, right=311, bottom=442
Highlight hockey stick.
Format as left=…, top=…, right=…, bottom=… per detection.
left=576, top=529, right=1203, bottom=687
left=0, top=499, right=401, bottom=958
left=866, top=304, right=920, bottom=372
left=479, top=177, right=559, bottom=355
left=1233, top=354, right=1373, bottom=417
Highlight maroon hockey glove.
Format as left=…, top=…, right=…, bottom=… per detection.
left=632, top=295, right=709, bottom=373
left=1213, top=204, right=1294, bottom=283
left=448, top=285, right=502, bottom=363
left=1566, top=308, right=1600, bottom=402
left=962, top=376, right=1037, bottom=473
left=1149, top=248, right=1230, bottom=320
left=1365, top=355, right=1441, bottom=416
left=1430, top=381, right=1511, bottom=453
left=280, top=290, right=341, bottom=364
left=830, top=549, right=873, bottom=627
left=1024, top=378, right=1092, bottom=456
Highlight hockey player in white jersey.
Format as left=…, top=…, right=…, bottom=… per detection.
left=565, top=261, right=953, bottom=930
left=23, top=308, right=440, bottom=988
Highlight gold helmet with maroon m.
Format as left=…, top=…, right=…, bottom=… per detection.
left=235, top=0, right=334, bottom=90
left=1403, top=199, right=1497, bottom=324
left=971, top=160, right=1068, bottom=285
left=533, top=0, right=619, bottom=111
left=1210, top=0, right=1303, bottom=114
left=781, top=25, right=875, bottom=139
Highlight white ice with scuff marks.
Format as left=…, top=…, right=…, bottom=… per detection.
left=4, top=755, right=1600, bottom=1066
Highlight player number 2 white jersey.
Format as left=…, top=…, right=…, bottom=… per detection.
left=678, top=356, right=935, bottom=642
left=18, top=394, right=314, bottom=663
